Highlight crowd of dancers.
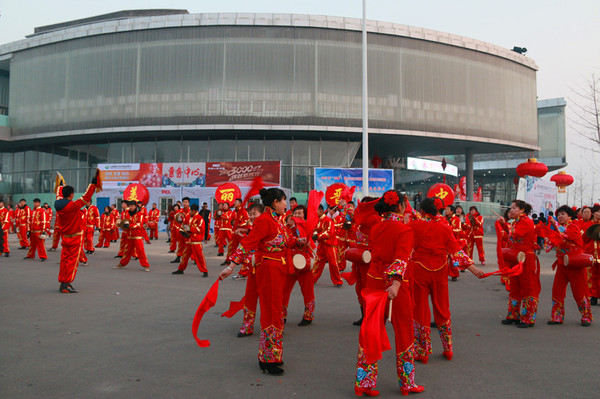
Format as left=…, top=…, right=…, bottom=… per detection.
left=1, top=175, right=599, bottom=397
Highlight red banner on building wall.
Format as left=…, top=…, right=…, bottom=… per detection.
left=205, top=161, right=280, bottom=187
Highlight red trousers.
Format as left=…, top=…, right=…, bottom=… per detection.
left=218, top=229, right=232, bottom=254
left=447, top=257, right=460, bottom=278
left=1, top=230, right=9, bottom=253
left=506, top=252, right=540, bottom=324
left=148, top=226, right=158, bottom=239
left=51, top=228, right=62, bottom=249
left=26, top=232, right=47, bottom=259
left=178, top=243, right=208, bottom=272
left=17, top=225, right=29, bottom=247
left=111, top=228, right=119, bottom=241
left=169, top=228, right=180, bottom=253
left=353, top=261, right=370, bottom=309
left=588, top=263, right=600, bottom=298
left=226, top=234, right=242, bottom=258
left=467, top=235, right=485, bottom=262
left=356, top=275, right=416, bottom=390
left=84, top=226, right=95, bottom=251
left=312, top=244, right=343, bottom=285
left=96, top=229, right=112, bottom=248
left=119, top=238, right=149, bottom=268
left=256, top=257, right=286, bottom=363
left=283, top=266, right=315, bottom=321
left=239, top=270, right=259, bottom=335
left=413, top=264, right=453, bottom=358
left=58, top=234, right=84, bottom=283
left=551, top=262, right=592, bottom=323
left=118, top=231, right=128, bottom=256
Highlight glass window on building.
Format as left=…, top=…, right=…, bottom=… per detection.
left=280, top=166, right=291, bottom=189
left=209, top=140, right=235, bottom=162
left=132, top=141, right=156, bottom=163
left=24, top=150, right=37, bottom=171
left=88, top=143, right=109, bottom=167
left=292, top=140, right=320, bottom=166
left=321, top=141, right=350, bottom=167
left=12, top=173, right=23, bottom=194
left=109, top=142, right=132, bottom=163
left=265, top=140, right=291, bottom=165
left=157, top=140, right=182, bottom=163
left=69, top=145, right=88, bottom=169
left=183, top=140, right=208, bottom=162
left=23, top=172, right=36, bottom=193
left=1, top=152, right=13, bottom=173
left=292, top=166, right=314, bottom=193
left=53, top=146, right=70, bottom=171
left=236, top=140, right=264, bottom=161
left=13, top=152, right=25, bottom=173
left=38, top=149, right=53, bottom=171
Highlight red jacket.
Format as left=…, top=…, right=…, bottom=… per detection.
left=369, top=213, right=413, bottom=281
left=411, top=215, right=463, bottom=271
left=55, top=184, right=96, bottom=237
left=30, top=207, right=49, bottom=233
left=466, top=213, right=484, bottom=237
left=315, top=214, right=337, bottom=246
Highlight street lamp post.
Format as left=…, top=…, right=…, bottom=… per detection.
left=361, top=0, right=369, bottom=197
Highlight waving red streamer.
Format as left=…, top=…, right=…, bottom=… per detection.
left=241, top=176, right=264, bottom=208
left=192, top=279, right=220, bottom=347
left=221, top=296, right=246, bottom=318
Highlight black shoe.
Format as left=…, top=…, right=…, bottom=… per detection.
left=237, top=332, right=253, bottom=338
left=220, top=260, right=229, bottom=266
left=18, top=246, right=27, bottom=250
left=298, top=318, right=312, bottom=326
left=591, top=297, right=598, bottom=306
left=133, top=257, right=138, bottom=260
left=40, top=258, right=46, bottom=262
left=334, top=284, right=343, bottom=288
left=451, top=277, right=457, bottom=281
left=430, top=321, right=437, bottom=328
left=259, top=361, right=284, bottom=375
left=501, top=319, right=520, bottom=325
left=166, top=239, right=171, bottom=243
left=168, top=250, right=175, bottom=253
left=547, top=320, right=563, bottom=325
left=517, top=322, right=534, bottom=328
left=170, top=257, right=181, bottom=263
left=4, top=253, right=9, bottom=257
left=114, top=255, right=122, bottom=258
left=203, top=272, right=208, bottom=278
left=23, top=256, right=33, bottom=260
left=172, top=270, right=184, bottom=275
left=214, top=245, right=218, bottom=248
left=146, top=241, right=151, bottom=245
left=460, top=269, right=465, bottom=273
left=59, top=283, right=78, bottom=293
left=353, top=317, right=363, bottom=326
left=217, top=253, right=224, bottom=256
left=581, top=321, right=591, bottom=327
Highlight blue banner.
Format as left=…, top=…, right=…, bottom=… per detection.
left=314, top=168, right=394, bottom=195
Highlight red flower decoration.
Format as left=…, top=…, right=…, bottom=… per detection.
left=383, top=191, right=400, bottom=206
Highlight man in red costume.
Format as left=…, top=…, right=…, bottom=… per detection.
left=148, top=202, right=160, bottom=240
left=217, top=202, right=234, bottom=256
left=172, top=203, right=208, bottom=277
left=0, top=200, right=11, bottom=257
left=8, top=204, right=15, bottom=233
left=116, top=201, right=130, bottom=258
left=15, top=198, right=31, bottom=249
left=114, top=201, right=150, bottom=271
left=110, top=204, right=120, bottom=242
left=466, top=205, right=485, bottom=265
left=25, top=198, right=49, bottom=261
left=83, top=203, right=100, bottom=254
left=585, top=205, right=600, bottom=305
left=225, top=198, right=249, bottom=263
left=312, top=205, right=343, bottom=286
left=55, top=178, right=97, bottom=293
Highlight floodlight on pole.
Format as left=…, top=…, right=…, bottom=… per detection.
left=361, top=0, right=369, bottom=196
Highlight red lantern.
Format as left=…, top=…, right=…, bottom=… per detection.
left=215, top=183, right=241, bottom=206
left=550, top=171, right=574, bottom=193
left=516, top=158, right=548, bottom=178
left=427, top=183, right=455, bottom=208
left=123, top=183, right=150, bottom=205
left=325, top=183, right=348, bottom=207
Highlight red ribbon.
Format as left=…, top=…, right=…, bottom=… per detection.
left=241, top=176, right=264, bottom=209
left=359, top=289, right=391, bottom=363
left=192, top=279, right=220, bottom=347
left=221, top=296, right=245, bottom=318
left=341, top=270, right=357, bottom=285
left=480, top=261, right=523, bottom=279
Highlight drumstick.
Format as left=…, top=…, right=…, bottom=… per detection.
left=490, top=209, right=503, bottom=218
left=388, top=299, right=392, bottom=322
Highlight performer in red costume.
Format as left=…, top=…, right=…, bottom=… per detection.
left=169, top=204, right=183, bottom=261
left=213, top=203, right=223, bottom=248
left=546, top=205, right=592, bottom=326
left=411, top=198, right=483, bottom=364
left=335, top=199, right=355, bottom=270
left=224, top=188, right=295, bottom=376
left=96, top=206, right=115, bottom=248
left=110, top=204, right=120, bottom=242
left=312, top=205, right=343, bottom=286
left=225, top=198, right=249, bottom=261
left=55, top=177, right=97, bottom=293
left=83, top=203, right=100, bottom=254
left=25, top=198, right=49, bottom=261
left=217, top=202, right=234, bottom=256
left=0, top=200, right=11, bottom=257
left=465, top=206, right=485, bottom=265
left=444, top=205, right=461, bottom=281
left=116, top=201, right=130, bottom=258
left=220, top=203, right=264, bottom=337
left=114, top=201, right=150, bottom=271
left=354, top=190, right=424, bottom=397
left=282, top=205, right=316, bottom=326
left=147, top=203, right=160, bottom=240
left=8, top=204, right=15, bottom=234
left=585, top=204, right=600, bottom=305
left=172, top=204, right=209, bottom=277
left=15, top=198, right=31, bottom=249
left=495, top=209, right=512, bottom=291
left=499, top=200, right=541, bottom=328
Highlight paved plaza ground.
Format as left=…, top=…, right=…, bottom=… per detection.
left=1, top=232, right=599, bottom=398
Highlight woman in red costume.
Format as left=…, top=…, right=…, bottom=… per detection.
left=282, top=205, right=316, bottom=326
left=354, top=190, right=424, bottom=397
left=495, top=209, right=511, bottom=291
left=465, top=206, right=485, bottom=265
left=444, top=205, right=462, bottom=281
left=499, top=200, right=540, bottom=328
left=583, top=205, right=600, bottom=305
left=96, top=206, right=115, bottom=248
left=224, top=188, right=296, bottom=375
left=546, top=205, right=592, bottom=326
left=411, top=198, right=483, bottom=364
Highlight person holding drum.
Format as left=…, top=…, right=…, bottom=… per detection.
left=584, top=204, right=600, bottom=306
left=171, top=203, right=209, bottom=277
left=282, top=205, right=316, bottom=327
left=96, top=206, right=115, bottom=248
left=545, top=205, right=592, bottom=326
left=221, top=188, right=296, bottom=376
left=498, top=200, right=540, bottom=328
left=354, top=190, right=424, bottom=397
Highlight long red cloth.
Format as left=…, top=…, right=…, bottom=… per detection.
left=359, top=289, right=391, bottom=363
left=241, top=177, right=264, bottom=208
left=480, top=261, right=523, bottom=278
left=221, top=296, right=246, bottom=318
left=341, top=270, right=357, bottom=285
left=192, top=279, right=220, bottom=347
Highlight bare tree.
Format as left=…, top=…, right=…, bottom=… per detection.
left=568, top=74, right=600, bottom=156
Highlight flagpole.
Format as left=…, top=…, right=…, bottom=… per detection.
left=361, top=0, right=369, bottom=197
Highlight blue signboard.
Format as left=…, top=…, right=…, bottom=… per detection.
left=314, top=168, right=394, bottom=195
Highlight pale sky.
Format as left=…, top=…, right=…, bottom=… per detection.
left=1, top=0, right=599, bottom=201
